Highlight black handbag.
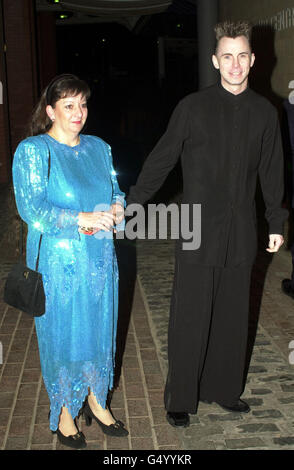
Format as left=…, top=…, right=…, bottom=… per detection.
left=3, top=146, right=51, bottom=317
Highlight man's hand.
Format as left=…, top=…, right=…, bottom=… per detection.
left=266, top=234, right=284, bottom=253
left=111, top=203, right=125, bottom=226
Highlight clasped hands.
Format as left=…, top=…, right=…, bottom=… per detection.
left=78, top=203, right=124, bottom=235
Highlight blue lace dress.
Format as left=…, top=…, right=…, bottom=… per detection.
left=12, top=134, right=125, bottom=431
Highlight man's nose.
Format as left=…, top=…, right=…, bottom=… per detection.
left=232, top=57, right=241, bottom=68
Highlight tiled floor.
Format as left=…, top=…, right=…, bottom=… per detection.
left=135, top=236, right=294, bottom=450
left=0, top=273, right=182, bottom=450
left=1, top=235, right=294, bottom=450
left=0, top=184, right=294, bottom=450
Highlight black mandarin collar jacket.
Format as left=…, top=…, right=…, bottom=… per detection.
left=127, top=83, right=288, bottom=267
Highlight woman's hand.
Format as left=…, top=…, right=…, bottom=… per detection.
left=111, top=203, right=125, bottom=226
left=78, top=211, right=115, bottom=234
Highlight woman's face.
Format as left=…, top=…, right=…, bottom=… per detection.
left=46, top=93, right=88, bottom=135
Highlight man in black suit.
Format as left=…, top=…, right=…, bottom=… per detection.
left=282, top=99, right=294, bottom=298
left=127, top=21, right=287, bottom=427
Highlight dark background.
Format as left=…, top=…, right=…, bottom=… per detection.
left=54, top=5, right=198, bottom=197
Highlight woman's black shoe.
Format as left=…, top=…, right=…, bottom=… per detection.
left=82, top=399, right=129, bottom=437
left=49, top=411, right=87, bottom=449
left=166, top=411, right=190, bottom=427
left=52, top=426, right=87, bottom=449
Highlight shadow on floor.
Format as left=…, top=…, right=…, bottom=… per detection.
left=112, top=238, right=137, bottom=390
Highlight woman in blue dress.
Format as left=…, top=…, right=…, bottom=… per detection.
left=12, top=74, right=128, bottom=448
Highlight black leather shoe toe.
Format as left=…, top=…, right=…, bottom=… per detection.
left=166, top=411, right=190, bottom=427
left=217, top=399, right=250, bottom=413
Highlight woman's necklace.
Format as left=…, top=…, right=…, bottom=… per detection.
left=47, top=131, right=80, bottom=154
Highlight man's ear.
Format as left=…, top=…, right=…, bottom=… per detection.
left=250, top=52, right=255, bottom=68
left=212, top=54, right=219, bottom=70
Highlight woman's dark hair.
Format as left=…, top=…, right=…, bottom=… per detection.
left=27, top=74, right=91, bottom=136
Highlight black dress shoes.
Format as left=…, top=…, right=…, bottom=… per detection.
left=49, top=411, right=87, bottom=449
left=217, top=399, right=250, bottom=413
left=166, top=411, right=190, bottom=427
left=202, top=398, right=250, bottom=413
left=81, top=398, right=129, bottom=437
left=282, top=279, right=294, bottom=299
left=52, top=427, right=87, bottom=449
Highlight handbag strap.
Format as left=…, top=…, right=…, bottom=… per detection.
left=35, top=143, right=51, bottom=271
left=20, top=141, right=51, bottom=271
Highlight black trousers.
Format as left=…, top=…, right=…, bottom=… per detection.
left=164, top=260, right=252, bottom=413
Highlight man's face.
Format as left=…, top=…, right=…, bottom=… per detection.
left=212, top=35, right=255, bottom=91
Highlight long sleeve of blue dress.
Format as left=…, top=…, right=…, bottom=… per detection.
left=13, top=137, right=80, bottom=240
